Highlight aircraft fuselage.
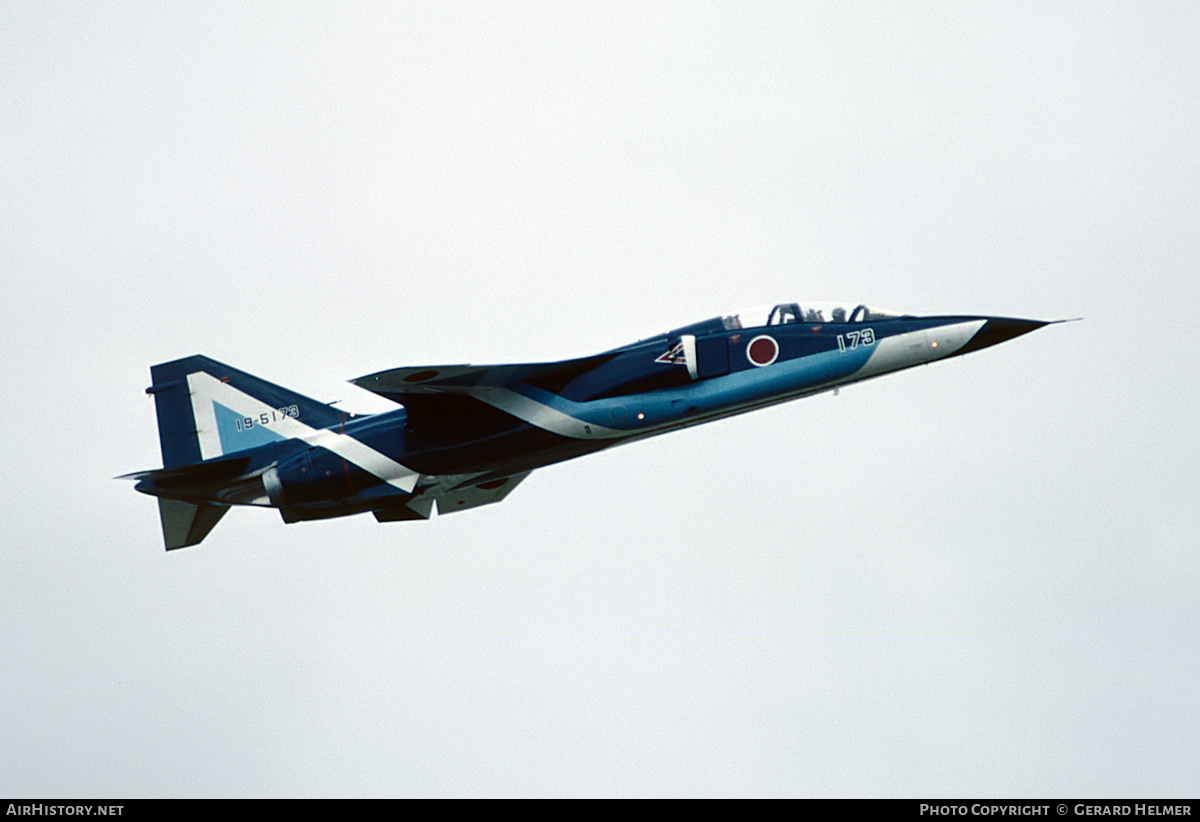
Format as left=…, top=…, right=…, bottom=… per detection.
left=123, top=304, right=1051, bottom=547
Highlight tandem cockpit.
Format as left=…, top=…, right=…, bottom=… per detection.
left=764, top=302, right=904, bottom=326
left=665, top=302, right=905, bottom=339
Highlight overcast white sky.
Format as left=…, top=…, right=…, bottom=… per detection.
left=3, top=1, right=1198, bottom=798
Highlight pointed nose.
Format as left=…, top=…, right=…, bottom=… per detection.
left=957, top=317, right=1048, bottom=355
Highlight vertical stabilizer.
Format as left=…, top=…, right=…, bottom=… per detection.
left=146, top=355, right=345, bottom=466
left=141, top=355, right=348, bottom=550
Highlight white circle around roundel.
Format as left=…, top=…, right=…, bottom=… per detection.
left=746, top=335, right=779, bottom=367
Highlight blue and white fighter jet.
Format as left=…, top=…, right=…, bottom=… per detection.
left=122, top=302, right=1050, bottom=549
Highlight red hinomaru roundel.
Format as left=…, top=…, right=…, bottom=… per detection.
left=746, top=335, right=779, bottom=366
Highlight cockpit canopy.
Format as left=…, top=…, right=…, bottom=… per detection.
left=661, top=302, right=905, bottom=340
left=724, top=302, right=903, bottom=329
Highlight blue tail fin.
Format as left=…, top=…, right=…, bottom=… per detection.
left=146, top=355, right=345, bottom=467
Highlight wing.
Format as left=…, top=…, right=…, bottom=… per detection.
left=351, top=353, right=618, bottom=401
left=352, top=354, right=618, bottom=443
left=372, top=471, right=531, bottom=521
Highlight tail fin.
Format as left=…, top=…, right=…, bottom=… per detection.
left=146, top=355, right=345, bottom=466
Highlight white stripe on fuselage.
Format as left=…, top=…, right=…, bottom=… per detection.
left=462, top=321, right=990, bottom=442
left=186, top=372, right=420, bottom=493
left=853, top=319, right=985, bottom=379
left=468, top=386, right=625, bottom=439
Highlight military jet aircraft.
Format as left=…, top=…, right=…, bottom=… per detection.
left=122, top=302, right=1051, bottom=549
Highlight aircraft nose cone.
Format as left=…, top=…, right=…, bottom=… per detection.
left=957, top=317, right=1049, bottom=355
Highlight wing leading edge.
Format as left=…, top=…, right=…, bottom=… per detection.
left=373, top=471, right=531, bottom=521
left=352, top=353, right=618, bottom=400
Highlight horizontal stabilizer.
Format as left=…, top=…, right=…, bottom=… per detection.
left=118, top=455, right=253, bottom=489
left=158, top=498, right=229, bottom=550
